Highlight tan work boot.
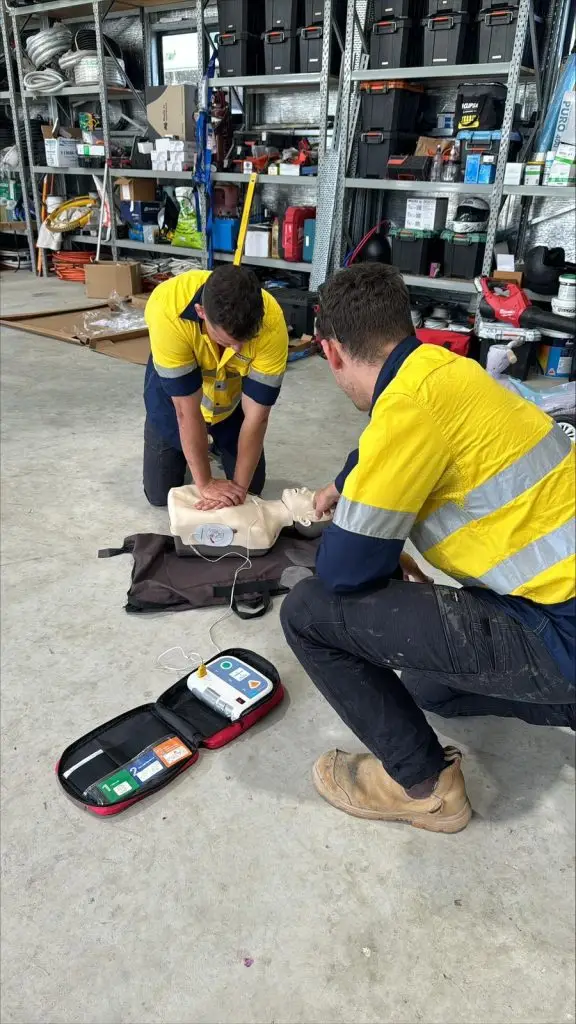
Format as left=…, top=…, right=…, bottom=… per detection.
left=312, top=746, right=472, bottom=833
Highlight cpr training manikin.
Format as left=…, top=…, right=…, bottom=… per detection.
left=168, top=486, right=333, bottom=557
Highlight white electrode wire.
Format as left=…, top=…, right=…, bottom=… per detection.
left=155, top=499, right=259, bottom=670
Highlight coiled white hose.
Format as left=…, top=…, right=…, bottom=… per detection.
left=26, top=25, right=72, bottom=69
left=23, top=68, right=66, bottom=94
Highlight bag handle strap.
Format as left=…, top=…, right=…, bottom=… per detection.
left=231, top=593, right=272, bottom=620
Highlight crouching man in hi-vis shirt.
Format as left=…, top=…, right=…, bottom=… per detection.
left=143, top=265, right=288, bottom=510
left=281, top=263, right=575, bottom=833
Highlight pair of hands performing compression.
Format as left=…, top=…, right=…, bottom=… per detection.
left=313, top=482, right=433, bottom=586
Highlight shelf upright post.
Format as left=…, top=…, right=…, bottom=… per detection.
left=196, top=0, right=208, bottom=270
left=480, top=0, right=533, bottom=277
left=92, top=0, right=117, bottom=259
left=9, top=6, right=47, bottom=274
left=0, top=0, right=36, bottom=272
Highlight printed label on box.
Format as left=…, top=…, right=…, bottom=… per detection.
left=95, top=769, right=140, bottom=804
left=153, top=737, right=193, bottom=767
left=128, top=750, right=165, bottom=784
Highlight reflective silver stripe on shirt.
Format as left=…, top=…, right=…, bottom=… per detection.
left=201, top=395, right=240, bottom=416
left=451, top=518, right=575, bottom=595
left=153, top=360, right=198, bottom=378
left=333, top=496, right=416, bottom=540
left=411, top=426, right=573, bottom=553
left=247, top=367, right=284, bottom=388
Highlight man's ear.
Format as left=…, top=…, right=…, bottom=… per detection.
left=320, top=337, right=345, bottom=373
left=194, top=303, right=205, bottom=319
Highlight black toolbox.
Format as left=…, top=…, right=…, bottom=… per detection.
left=427, top=0, right=475, bottom=12
left=477, top=7, right=541, bottom=67
left=422, top=12, right=471, bottom=64
left=217, top=0, right=264, bottom=35
left=272, top=287, right=318, bottom=337
left=263, top=30, right=299, bottom=73
left=441, top=230, right=486, bottom=279
left=370, top=17, right=418, bottom=69
left=390, top=228, right=443, bottom=275
left=218, top=31, right=263, bottom=76
left=299, top=23, right=341, bottom=74
left=305, top=0, right=347, bottom=28
left=455, top=80, right=507, bottom=130
left=373, top=0, right=417, bottom=16
left=360, top=80, right=424, bottom=132
left=265, top=0, right=304, bottom=33
left=357, top=130, right=418, bottom=178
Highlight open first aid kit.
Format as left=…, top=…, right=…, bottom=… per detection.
left=57, top=648, right=283, bottom=815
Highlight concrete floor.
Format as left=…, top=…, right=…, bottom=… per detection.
left=1, top=273, right=574, bottom=1024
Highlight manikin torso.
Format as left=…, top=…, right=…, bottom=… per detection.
left=168, top=486, right=332, bottom=556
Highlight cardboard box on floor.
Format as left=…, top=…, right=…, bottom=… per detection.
left=84, top=261, right=142, bottom=299
left=0, top=296, right=150, bottom=366
left=145, top=85, right=197, bottom=140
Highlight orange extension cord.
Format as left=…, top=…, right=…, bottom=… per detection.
left=52, top=250, right=94, bottom=282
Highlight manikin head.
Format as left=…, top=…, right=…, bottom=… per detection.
left=194, top=265, right=265, bottom=352
left=316, top=263, right=414, bottom=411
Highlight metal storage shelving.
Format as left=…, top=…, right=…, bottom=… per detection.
left=330, top=0, right=574, bottom=295
left=3, top=0, right=337, bottom=281
left=0, top=0, right=36, bottom=269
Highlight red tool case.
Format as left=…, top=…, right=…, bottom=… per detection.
left=57, top=648, right=284, bottom=816
left=282, top=205, right=316, bottom=262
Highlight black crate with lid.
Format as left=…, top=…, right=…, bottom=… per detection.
left=265, top=0, right=304, bottom=33
left=370, top=18, right=421, bottom=69
left=476, top=7, right=542, bottom=67
left=217, top=0, right=265, bottom=36
left=422, top=12, right=472, bottom=65
left=263, top=29, right=299, bottom=74
left=360, top=80, right=424, bottom=133
left=357, top=130, right=419, bottom=178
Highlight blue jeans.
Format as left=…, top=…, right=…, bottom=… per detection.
left=281, top=577, right=575, bottom=789
left=143, top=406, right=266, bottom=507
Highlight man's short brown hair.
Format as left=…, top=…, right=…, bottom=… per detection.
left=316, top=263, right=413, bottom=362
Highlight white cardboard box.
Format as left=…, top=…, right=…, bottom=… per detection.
left=44, top=138, right=79, bottom=167
left=504, top=162, right=524, bottom=184
left=245, top=226, right=271, bottom=258
left=405, top=197, right=448, bottom=231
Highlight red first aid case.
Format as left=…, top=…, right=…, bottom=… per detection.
left=57, top=649, right=283, bottom=816
left=282, top=205, right=316, bottom=262
left=416, top=327, right=471, bottom=357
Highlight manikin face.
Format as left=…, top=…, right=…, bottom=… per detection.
left=282, top=487, right=332, bottom=524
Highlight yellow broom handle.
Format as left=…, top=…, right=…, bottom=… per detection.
left=233, top=172, right=258, bottom=266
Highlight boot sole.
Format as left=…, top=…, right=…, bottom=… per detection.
left=313, top=764, right=472, bottom=834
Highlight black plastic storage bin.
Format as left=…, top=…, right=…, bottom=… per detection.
left=265, top=0, right=304, bottom=33
left=427, top=0, right=475, bottom=12
left=299, top=24, right=341, bottom=74
left=441, top=230, right=486, bottom=278
left=217, top=0, right=264, bottom=35
left=272, top=287, right=318, bottom=337
left=263, top=30, right=299, bottom=73
left=373, top=0, right=416, bottom=16
left=305, top=0, right=347, bottom=28
left=455, top=81, right=507, bottom=130
left=477, top=7, right=540, bottom=67
left=422, top=13, right=471, bottom=64
left=357, top=131, right=419, bottom=178
left=370, top=18, right=417, bottom=69
left=360, top=80, right=424, bottom=132
left=390, top=228, right=443, bottom=275
left=218, top=32, right=263, bottom=76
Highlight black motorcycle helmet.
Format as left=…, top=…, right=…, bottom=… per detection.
left=524, top=246, right=568, bottom=295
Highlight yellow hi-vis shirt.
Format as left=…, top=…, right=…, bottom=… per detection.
left=144, top=270, right=288, bottom=442
left=317, top=338, right=575, bottom=679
